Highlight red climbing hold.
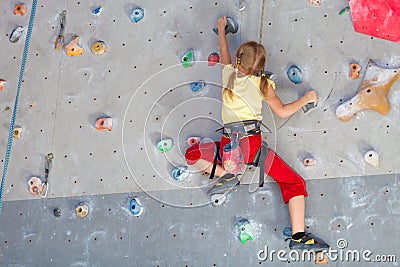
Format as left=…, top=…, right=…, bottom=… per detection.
left=208, top=53, right=220, bottom=66
left=349, top=0, right=400, bottom=43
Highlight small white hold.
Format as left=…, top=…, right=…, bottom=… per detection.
left=211, top=194, right=226, bottom=207
left=76, top=203, right=89, bottom=218
left=303, top=157, right=317, bottom=166
left=238, top=0, right=247, bottom=11
left=13, top=127, right=22, bottom=139
left=364, top=150, right=379, bottom=168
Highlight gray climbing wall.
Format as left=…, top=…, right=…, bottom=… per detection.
left=0, top=0, right=399, bottom=266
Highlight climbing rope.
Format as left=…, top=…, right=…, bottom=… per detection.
left=0, top=0, right=38, bottom=214
left=257, top=0, right=294, bottom=132
left=259, top=0, right=266, bottom=44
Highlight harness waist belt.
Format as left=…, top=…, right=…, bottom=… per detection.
left=217, top=120, right=261, bottom=137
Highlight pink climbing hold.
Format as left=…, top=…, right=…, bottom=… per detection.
left=303, top=158, right=317, bottom=166
left=349, top=0, right=400, bottom=43
left=187, top=137, right=202, bottom=147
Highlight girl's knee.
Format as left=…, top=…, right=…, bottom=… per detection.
left=185, top=144, right=201, bottom=165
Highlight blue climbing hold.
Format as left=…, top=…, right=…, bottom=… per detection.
left=130, top=7, right=144, bottom=23
left=190, top=80, right=206, bottom=93
left=130, top=197, right=144, bottom=216
left=283, top=226, right=292, bottom=238
left=91, top=6, right=102, bottom=16
left=171, top=167, right=189, bottom=181
left=287, top=65, right=302, bottom=84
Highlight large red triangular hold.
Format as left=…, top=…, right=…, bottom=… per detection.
left=349, top=0, right=400, bottom=43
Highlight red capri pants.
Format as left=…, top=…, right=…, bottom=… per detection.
left=185, top=134, right=308, bottom=204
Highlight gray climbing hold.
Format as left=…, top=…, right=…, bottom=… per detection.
left=10, top=26, right=25, bottom=43
left=302, top=102, right=317, bottom=113
left=213, top=17, right=239, bottom=35
left=53, top=208, right=61, bottom=217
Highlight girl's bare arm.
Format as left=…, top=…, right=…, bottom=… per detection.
left=266, top=87, right=318, bottom=118
left=217, top=16, right=231, bottom=65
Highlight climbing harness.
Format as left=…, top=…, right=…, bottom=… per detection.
left=209, top=120, right=269, bottom=188
left=221, top=131, right=245, bottom=174
left=0, top=0, right=38, bottom=213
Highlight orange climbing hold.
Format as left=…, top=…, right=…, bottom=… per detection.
left=0, top=79, right=6, bottom=91
left=315, top=252, right=329, bottom=264
left=65, top=36, right=84, bottom=57
left=349, top=63, right=361, bottom=79
left=28, top=177, right=44, bottom=195
left=13, top=4, right=28, bottom=16
left=95, top=117, right=113, bottom=131
left=309, top=0, right=321, bottom=6
left=336, top=60, right=400, bottom=121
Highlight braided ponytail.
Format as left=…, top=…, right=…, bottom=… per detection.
left=223, top=41, right=269, bottom=100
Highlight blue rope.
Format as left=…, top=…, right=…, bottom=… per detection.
left=0, top=0, right=38, bottom=214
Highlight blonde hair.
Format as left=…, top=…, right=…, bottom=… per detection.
left=223, top=41, right=270, bottom=99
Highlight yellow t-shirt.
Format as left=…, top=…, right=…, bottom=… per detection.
left=221, top=64, right=275, bottom=124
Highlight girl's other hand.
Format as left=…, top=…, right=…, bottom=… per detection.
left=304, top=90, right=318, bottom=103
left=216, top=16, right=227, bottom=31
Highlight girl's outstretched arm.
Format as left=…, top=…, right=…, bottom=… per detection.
left=266, top=86, right=318, bottom=118
left=217, top=16, right=231, bottom=65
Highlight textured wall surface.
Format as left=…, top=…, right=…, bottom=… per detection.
left=1, top=0, right=400, bottom=201
left=0, top=0, right=399, bottom=266
left=0, top=175, right=399, bottom=266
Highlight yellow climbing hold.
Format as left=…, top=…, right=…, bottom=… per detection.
left=91, top=41, right=107, bottom=55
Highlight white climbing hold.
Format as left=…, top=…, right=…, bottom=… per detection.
left=303, top=157, right=317, bottom=166
left=364, top=150, right=379, bottom=168
left=210, top=194, right=226, bottom=207
left=76, top=203, right=89, bottom=218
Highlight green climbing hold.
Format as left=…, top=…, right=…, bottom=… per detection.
left=157, top=139, right=173, bottom=152
left=339, top=7, right=350, bottom=15
left=181, top=49, right=195, bottom=68
left=238, top=219, right=254, bottom=243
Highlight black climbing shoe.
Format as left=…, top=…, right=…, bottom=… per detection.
left=288, top=233, right=330, bottom=251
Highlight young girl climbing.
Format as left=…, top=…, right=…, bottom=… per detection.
left=185, top=16, right=329, bottom=251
